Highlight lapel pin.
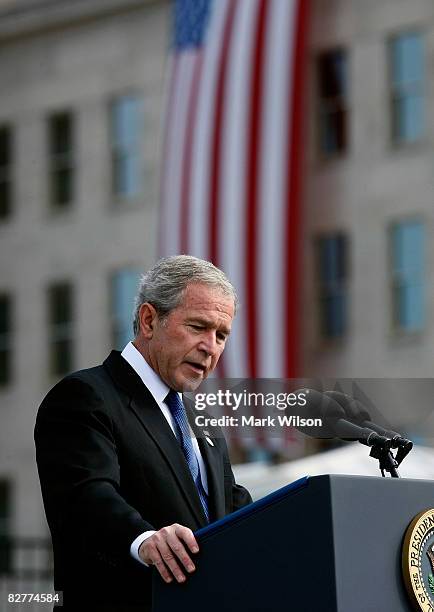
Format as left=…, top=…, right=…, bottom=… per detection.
left=205, top=436, right=214, bottom=447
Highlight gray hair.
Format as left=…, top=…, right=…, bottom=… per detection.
left=133, top=255, right=238, bottom=336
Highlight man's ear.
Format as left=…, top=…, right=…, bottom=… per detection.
left=138, top=303, right=158, bottom=338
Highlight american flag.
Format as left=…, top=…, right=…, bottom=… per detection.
left=159, top=0, right=309, bottom=380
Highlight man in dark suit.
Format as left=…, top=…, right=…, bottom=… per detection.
left=35, top=255, right=252, bottom=611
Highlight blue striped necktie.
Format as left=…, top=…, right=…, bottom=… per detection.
left=164, top=390, right=210, bottom=522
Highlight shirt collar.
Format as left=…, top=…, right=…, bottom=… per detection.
left=121, top=341, right=170, bottom=406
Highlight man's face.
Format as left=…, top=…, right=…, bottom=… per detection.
left=142, top=283, right=235, bottom=391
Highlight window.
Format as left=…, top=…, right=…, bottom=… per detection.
left=0, top=480, right=11, bottom=574
left=0, top=295, right=12, bottom=386
left=317, top=49, right=348, bottom=156
left=317, top=234, right=348, bottom=339
left=0, top=126, right=12, bottom=220
left=389, top=32, right=425, bottom=144
left=390, top=220, right=425, bottom=332
left=110, top=95, right=143, bottom=198
left=48, top=282, right=74, bottom=377
left=111, top=268, right=141, bottom=350
left=48, top=112, right=74, bottom=208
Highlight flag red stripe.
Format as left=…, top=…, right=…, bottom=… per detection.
left=245, top=0, right=269, bottom=379
left=285, top=0, right=309, bottom=377
left=180, top=54, right=203, bottom=254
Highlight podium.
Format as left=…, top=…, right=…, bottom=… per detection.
left=152, top=474, right=434, bottom=611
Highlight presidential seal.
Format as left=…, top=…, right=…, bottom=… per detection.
left=402, top=509, right=434, bottom=611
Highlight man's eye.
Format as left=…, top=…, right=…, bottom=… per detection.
left=190, top=324, right=203, bottom=330
left=217, top=332, right=228, bottom=343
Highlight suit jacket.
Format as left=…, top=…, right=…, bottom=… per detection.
left=34, top=351, right=252, bottom=611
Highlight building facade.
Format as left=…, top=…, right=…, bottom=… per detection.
left=0, top=0, right=169, bottom=545
left=0, top=0, right=433, bottom=546
left=303, top=0, right=434, bottom=378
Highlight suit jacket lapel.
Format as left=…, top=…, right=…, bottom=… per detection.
left=186, top=402, right=225, bottom=521
left=103, top=351, right=208, bottom=527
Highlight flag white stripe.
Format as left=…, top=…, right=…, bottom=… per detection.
left=257, top=0, right=297, bottom=377
left=162, top=52, right=198, bottom=255
left=188, top=0, right=230, bottom=260
left=218, top=0, right=260, bottom=378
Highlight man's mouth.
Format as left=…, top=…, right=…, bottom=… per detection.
left=184, top=361, right=207, bottom=375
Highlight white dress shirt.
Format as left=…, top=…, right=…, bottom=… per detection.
left=121, top=342, right=208, bottom=565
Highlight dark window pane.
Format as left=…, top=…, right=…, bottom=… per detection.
left=51, top=168, right=73, bottom=207
left=0, top=296, right=10, bottom=334
left=49, top=113, right=72, bottom=156
left=0, top=127, right=12, bottom=221
left=48, top=284, right=72, bottom=325
left=320, top=292, right=347, bottom=338
left=0, top=350, right=10, bottom=386
left=318, top=50, right=348, bottom=156
left=319, top=235, right=347, bottom=283
left=50, top=340, right=73, bottom=377
left=317, top=235, right=348, bottom=339
left=0, top=181, right=11, bottom=219
left=48, top=283, right=73, bottom=377
left=0, top=296, right=11, bottom=386
left=0, top=480, right=11, bottom=574
left=0, top=128, right=11, bottom=167
left=318, top=50, right=347, bottom=98
left=48, top=112, right=74, bottom=208
left=321, top=108, right=347, bottom=154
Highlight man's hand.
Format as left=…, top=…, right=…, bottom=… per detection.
left=138, top=523, right=199, bottom=584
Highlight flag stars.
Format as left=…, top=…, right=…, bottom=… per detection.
left=174, top=0, right=211, bottom=49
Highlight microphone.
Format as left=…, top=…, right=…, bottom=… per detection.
left=324, top=390, right=413, bottom=452
left=294, top=389, right=391, bottom=448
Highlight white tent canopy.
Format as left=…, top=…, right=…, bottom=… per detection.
left=233, top=443, right=434, bottom=501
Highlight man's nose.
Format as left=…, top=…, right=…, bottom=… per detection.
left=198, top=331, right=218, bottom=356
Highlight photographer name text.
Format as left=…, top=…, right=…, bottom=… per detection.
left=194, top=415, right=322, bottom=428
